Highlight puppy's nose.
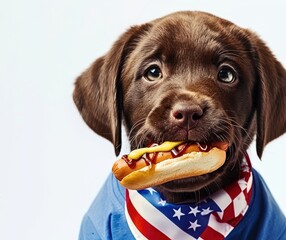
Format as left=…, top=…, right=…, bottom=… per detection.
left=171, top=103, right=204, bottom=129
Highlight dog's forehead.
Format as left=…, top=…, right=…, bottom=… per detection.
left=131, top=12, right=243, bottom=66
left=162, top=13, right=230, bottom=40
left=151, top=11, right=231, bottom=39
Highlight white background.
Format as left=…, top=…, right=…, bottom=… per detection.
left=1, top=0, right=286, bottom=239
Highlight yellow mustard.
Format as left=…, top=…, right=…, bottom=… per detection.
left=128, top=141, right=184, bottom=160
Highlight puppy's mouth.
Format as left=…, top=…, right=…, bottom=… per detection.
left=140, top=140, right=229, bottom=162
left=141, top=134, right=230, bottom=154
left=140, top=135, right=234, bottom=185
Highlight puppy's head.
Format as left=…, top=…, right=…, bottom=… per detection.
left=74, top=11, right=286, bottom=203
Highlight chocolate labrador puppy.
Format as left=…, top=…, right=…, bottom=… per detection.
left=74, top=11, right=286, bottom=240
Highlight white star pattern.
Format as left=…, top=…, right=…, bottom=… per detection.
left=158, top=198, right=166, bottom=206
left=201, top=207, right=213, bottom=216
left=188, top=220, right=201, bottom=231
left=173, top=207, right=185, bottom=220
left=146, top=188, right=157, bottom=195
left=188, top=206, right=200, bottom=216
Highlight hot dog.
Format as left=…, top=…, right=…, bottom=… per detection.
left=112, top=141, right=228, bottom=190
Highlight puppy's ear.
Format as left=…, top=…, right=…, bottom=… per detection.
left=250, top=32, right=286, bottom=158
left=73, top=24, right=150, bottom=156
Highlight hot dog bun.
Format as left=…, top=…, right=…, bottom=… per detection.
left=112, top=142, right=201, bottom=181
left=115, top=146, right=226, bottom=190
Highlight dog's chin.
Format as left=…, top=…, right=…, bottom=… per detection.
left=153, top=145, right=241, bottom=204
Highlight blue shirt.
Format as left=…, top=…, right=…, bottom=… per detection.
left=79, top=169, right=286, bottom=240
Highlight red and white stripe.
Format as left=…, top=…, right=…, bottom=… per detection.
left=125, top=189, right=196, bottom=240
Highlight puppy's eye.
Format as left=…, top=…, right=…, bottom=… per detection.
left=218, top=67, right=236, bottom=83
left=144, top=66, right=162, bottom=81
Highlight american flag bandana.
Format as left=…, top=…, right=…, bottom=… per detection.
left=125, top=154, right=253, bottom=240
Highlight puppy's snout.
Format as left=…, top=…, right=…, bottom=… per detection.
left=171, top=103, right=204, bottom=129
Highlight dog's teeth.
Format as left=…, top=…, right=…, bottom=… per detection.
left=171, top=148, right=178, bottom=156
left=146, top=159, right=152, bottom=168
left=150, top=143, right=159, bottom=147
left=197, top=143, right=208, bottom=151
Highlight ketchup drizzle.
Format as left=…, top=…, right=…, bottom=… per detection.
left=122, top=155, right=136, bottom=169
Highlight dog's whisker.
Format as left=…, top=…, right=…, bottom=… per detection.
left=228, top=119, right=253, bottom=143
left=134, top=130, right=148, bottom=148
left=128, top=118, right=148, bottom=148
left=128, top=118, right=146, bottom=138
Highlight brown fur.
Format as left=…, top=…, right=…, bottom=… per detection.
left=73, top=11, right=286, bottom=203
